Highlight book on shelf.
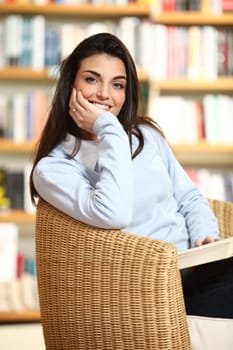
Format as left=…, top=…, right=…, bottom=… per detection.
left=186, top=168, right=233, bottom=203
left=178, top=236, right=233, bottom=269
left=0, top=164, right=35, bottom=214
left=147, top=91, right=233, bottom=146
left=24, top=163, right=35, bottom=214
left=222, top=0, right=233, bottom=12
left=5, top=170, right=24, bottom=210
left=0, top=265, right=39, bottom=312
left=0, top=91, right=49, bottom=142
left=5, top=15, right=23, bottom=66
left=0, top=22, right=4, bottom=69
left=0, top=223, right=18, bottom=282
left=188, top=25, right=202, bottom=80
left=0, top=230, right=39, bottom=312
left=203, top=94, right=233, bottom=145
left=157, top=0, right=232, bottom=13
left=138, top=22, right=233, bottom=79
left=148, top=93, right=202, bottom=144
left=118, top=16, right=141, bottom=68
left=32, top=15, right=45, bottom=71
left=151, top=0, right=201, bottom=12
left=218, top=27, right=228, bottom=76
left=175, top=0, right=189, bottom=11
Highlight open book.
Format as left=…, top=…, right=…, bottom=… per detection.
left=178, top=236, right=233, bottom=269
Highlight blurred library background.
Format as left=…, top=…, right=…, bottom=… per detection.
left=0, top=0, right=232, bottom=348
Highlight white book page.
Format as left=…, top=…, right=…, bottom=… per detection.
left=178, top=236, right=233, bottom=269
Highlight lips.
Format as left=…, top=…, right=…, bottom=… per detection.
left=91, top=102, right=111, bottom=111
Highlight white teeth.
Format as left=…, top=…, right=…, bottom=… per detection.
left=93, top=103, right=109, bottom=110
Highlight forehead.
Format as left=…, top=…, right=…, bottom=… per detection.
left=79, top=53, right=126, bottom=77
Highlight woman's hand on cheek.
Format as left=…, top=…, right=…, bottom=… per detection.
left=69, top=89, right=104, bottom=134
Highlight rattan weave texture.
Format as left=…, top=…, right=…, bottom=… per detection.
left=36, top=199, right=191, bottom=350
left=209, top=199, right=233, bottom=239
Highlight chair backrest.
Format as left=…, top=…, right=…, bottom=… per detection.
left=208, top=199, right=233, bottom=239
left=35, top=199, right=190, bottom=350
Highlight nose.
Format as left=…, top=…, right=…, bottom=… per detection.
left=96, top=84, right=109, bottom=99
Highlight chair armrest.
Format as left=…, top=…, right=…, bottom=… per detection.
left=36, top=199, right=190, bottom=350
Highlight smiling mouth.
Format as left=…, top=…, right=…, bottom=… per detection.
left=91, top=102, right=111, bottom=111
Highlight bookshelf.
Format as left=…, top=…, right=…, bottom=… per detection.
left=0, top=2, right=149, bottom=325
left=148, top=9, right=233, bottom=159
left=148, top=6, right=233, bottom=203
left=0, top=1, right=233, bottom=323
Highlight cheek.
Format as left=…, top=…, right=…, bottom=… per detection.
left=116, top=91, right=126, bottom=107
left=74, top=82, right=95, bottom=99
left=73, top=82, right=81, bottom=96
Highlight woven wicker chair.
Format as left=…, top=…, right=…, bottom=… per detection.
left=35, top=199, right=190, bottom=350
left=35, top=198, right=233, bottom=350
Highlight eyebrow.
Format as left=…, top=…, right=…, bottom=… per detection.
left=84, top=70, right=127, bottom=80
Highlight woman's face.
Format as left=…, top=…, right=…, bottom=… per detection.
left=73, top=53, right=127, bottom=117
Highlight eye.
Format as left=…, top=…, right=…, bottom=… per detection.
left=113, top=82, right=125, bottom=89
left=85, top=77, right=97, bottom=84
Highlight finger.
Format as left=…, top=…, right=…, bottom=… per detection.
left=76, top=90, right=89, bottom=111
left=195, top=237, right=219, bottom=248
left=194, top=239, right=202, bottom=247
left=71, top=88, right=77, bottom=104
left=69, top=88, right=75, bottom=106
left=77, top=90, right=105, bottom=117
left=69, top=89, right=77, bottom=112
left=202, top=236, right=216, bottom=244
left=70, top=89, right=86, bottom=116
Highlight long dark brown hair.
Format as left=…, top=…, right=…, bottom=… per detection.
left=30, top=32, right=164, bottom=204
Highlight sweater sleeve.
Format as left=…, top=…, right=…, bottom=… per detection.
left=33, top=112, right=133, bottom=228
left=157, top=135, right=220, bottom=247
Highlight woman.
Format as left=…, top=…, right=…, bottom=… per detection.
left=30, top=33, right=232, bottom=317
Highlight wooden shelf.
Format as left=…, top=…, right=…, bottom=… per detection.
left=0, top=310, right=40, bottom=323
left=0, top=139, right=36, bottom=153
left=0, top=67, right=148, bottom=82
left=0, top=67, right=58, bottom=82
left=151, top=12, right=233, bottom=25
left=151, top=78, right=233, bottom=92
left=173, top=143, right=233, bottom=167
left=1, top=69, right=233, bottom=90
left=0, top=139, right=37, bottom=153
left=0, top=3, right=149, bottom=17
left=0, top=210, right=35, bottom=223
left=174, top=143, right=233, bottom=153
left=1, top=139, right=232, bottom=166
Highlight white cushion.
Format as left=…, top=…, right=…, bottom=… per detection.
left=187, top=315, right=233, bottom=350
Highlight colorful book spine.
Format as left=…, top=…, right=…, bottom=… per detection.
left=4, top=15, right=23, bottom=66
left=148, top=91, right=233, bottom=145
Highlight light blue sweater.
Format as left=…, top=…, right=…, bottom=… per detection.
left=33, top=112, right=219, bottom=252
